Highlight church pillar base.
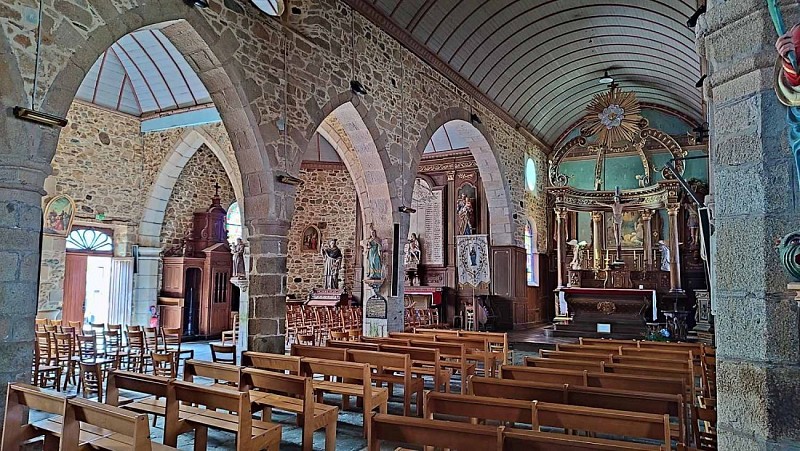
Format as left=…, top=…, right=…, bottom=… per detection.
left=132, top=246, right=161, bottom=326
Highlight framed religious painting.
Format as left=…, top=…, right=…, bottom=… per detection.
left=43, top=194, right=76, bottom=237
left=604, top=210, right=644, bottom=249
left=301, top=224, right=320, bottom=253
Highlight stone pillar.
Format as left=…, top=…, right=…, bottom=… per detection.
left=641, top=209, right=653, bottom=269
left=665, top=204, right=682, bottom=293
left=230, top=278, right=249, bottom=353
left=704, top=2, right=800, bottom=448
left=591, top=211, right=603, bottom=269
left=555, top=207, right=567, bottom=288
left=247, top=226, right=289, bottom=354
left=0, top=156, right=49, bottom=423
left=131, top=246, right=161, bottom=326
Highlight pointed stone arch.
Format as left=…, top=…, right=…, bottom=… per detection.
left=413, top=107, right=516, bottom=246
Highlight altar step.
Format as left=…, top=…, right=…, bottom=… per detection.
left=543, top=321, right=647, bottom=340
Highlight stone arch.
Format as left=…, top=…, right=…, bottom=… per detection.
left=138, top=128, right=244, bottom=248
left=36, top=8, right=276, bottom=233
left=413, top=107, right=516, bottom=246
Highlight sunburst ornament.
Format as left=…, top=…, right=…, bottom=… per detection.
left=583, top=85, right=642, bottom=147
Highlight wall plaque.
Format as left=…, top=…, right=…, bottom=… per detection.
left=365, top=295, right=387, bottom=319
left=410, top=179, right=444, bottom=265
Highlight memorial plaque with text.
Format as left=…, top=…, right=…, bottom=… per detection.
left=410, top=181, right=444, bottom=265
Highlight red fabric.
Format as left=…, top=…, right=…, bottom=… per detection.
left=783, top=26, right=800, bottom=86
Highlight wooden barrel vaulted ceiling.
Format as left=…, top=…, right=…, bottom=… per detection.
left=350, top=0, right=704, bottom=147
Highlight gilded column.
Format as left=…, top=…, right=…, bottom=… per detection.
left=555, top=207, right=568, bottom=288
left=590, top=211, right=603, bottom=269
left=641, top=209, right=653, bottom=269
left=666, top=204, right=683, bottom=293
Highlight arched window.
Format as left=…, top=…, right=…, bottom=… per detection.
left=226, top=202, right=242, bottom=244
left=252, top=0, right=284, bottom=16
left=66, top=228, right=113, bottom=253
left=525, top=157, right=537, bottom=192
left=525, top=221, right=539, bottom=286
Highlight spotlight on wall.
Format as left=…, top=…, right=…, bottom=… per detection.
left=695, top=74, right=707, bottom=88
left=13, top=106, right=68, bottom=127
left=470, top=113, right=482, bottom=125
left=350, top=80, right=368, bottom=96
left=692, top=122, right=709, bottom=145
left=276, top=172, right=303, bottom=186
left=687, top=4, right=706, bottom=28
left=184, top=0, right=209, bottom=7
left=398, top=205, right=417, bottom=214
left=598, top=70, right=614, bottom=85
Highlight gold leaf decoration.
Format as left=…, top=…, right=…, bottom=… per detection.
left=583, top=86, right=642, bottom=147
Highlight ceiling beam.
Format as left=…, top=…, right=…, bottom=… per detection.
left=342, top=0, right=551, bottom=153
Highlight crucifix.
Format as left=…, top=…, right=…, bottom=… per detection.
left=213, top=181, right=221, bottom=197
left=596, top=186, right=630, bottom=263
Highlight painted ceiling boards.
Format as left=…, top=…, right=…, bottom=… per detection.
left=363, top=0, right=703, bottom=146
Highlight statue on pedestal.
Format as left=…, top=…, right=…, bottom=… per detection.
left=456, top=193, right=475, bottom=235
left=657, top=240, right=671, bottom=272
left=321, top=239, right=343, bottom=289
left=363, top=225, right=384, bottom=281
left=404, top=233, right=421, bottom=267
left=231, top=238, right=246, bottom=278
left=567, top=239, right=588, bottom=270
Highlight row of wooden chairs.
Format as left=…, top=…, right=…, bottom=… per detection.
left=286, top=305, right=363, bottom=346
left=403, top=307, right=441, bottom=328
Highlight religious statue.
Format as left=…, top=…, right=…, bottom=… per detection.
left=320, top=239, right=343, bottom=289
left=456, top=193, right=474, bottom=235
left=231, top=237, right=246, bottom=278
left=404, top=233, right=421, bottom=267
left=596, top=188, right=630, bottom=256
left=686, top=204, right=700, bottom=247
left=657, top=240, right=671, bottom=272
left=363, top=225, right=383, bottom=280
left=567, top=239, right=588, bottom=270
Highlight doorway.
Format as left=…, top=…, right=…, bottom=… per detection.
left=62, top=228, right=114, bottom=326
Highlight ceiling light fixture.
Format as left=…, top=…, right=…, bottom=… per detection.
left=687, top=4, right=706, bottom=28
left=184, top=0, right=209, bottom=8
left=599, top=70, right=614, bottom=85
left=348, top=9, right=368, bottom=97
left=13, top=106, right=68, bottom=127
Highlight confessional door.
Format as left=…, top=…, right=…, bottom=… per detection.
left=182, top=268, right=201, bottom=336
left=206, top=268, right=232, bottom=336
left=62, top=253, right=87, bottom=325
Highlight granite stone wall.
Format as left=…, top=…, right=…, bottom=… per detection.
left=160, top=144, right=236, bottom=249
left=287, top=166, right=358, bottom=298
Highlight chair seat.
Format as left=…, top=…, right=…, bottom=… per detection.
left=180, top=404, right=281, bottom=437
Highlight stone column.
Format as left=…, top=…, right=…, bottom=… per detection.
left=555, top=207, right=567, bottom=288
left=665, top=204, right=683, bottom=293
left=0, top=156, right=49, bottom=423
left=591, top=211, right=603, bottom=269
left=131, top=246, right=161, bottom=326
left=704, top=2, right=800, bottom=448
left=247, top=225, right=289, bottom=354
left=641, top=209, right=653, bottom=269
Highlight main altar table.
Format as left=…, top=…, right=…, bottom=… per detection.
left=545, top=287, right=657, bottom=339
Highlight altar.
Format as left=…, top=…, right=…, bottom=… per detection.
left=547, top=287, right=656, bottom=339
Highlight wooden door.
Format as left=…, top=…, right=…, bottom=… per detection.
left=208, top=268, right=231, bottom=335
left=63, top=253, right=88, bottom=324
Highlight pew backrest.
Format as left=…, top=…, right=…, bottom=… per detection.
left=368, top=413, right=501, bottom=451
left=501, top=429, right=662, bottom=451
left=524, top=357, right=605, bottom=372
left=327, top=340, right=380, bottom=351
left=63, top=397, right=153, bottom=451
left=425, top=391, right=532, bottom=424
left=168, top=380, right=251, bottom=439
left=291, top=344, right=347, bottom=361
left=241, top=351, right=301, bottom=374
left=183, top=359, right=241, bottom=385
left=106, top=370, right=171, bottom=406
left=1, top=383, right=68, bottom=450
left=240, top=367, right=313, bottom=419
left=500, top=365, right=588, bottom=386
left=539, top=350, right=614, bottom=363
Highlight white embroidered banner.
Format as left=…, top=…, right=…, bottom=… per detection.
left=455, top=234, right=491, bottom=287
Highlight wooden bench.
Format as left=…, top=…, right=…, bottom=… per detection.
left=2, top=382, right=68, bottom=450
left=413, top=328, right=510, bottom=366
left=183, top=359, right=241, bottom=387
left=471, top=375, right=686, bottom=438
left=539, top=349, right=615, bottom=363
left=580, top=337, right=704, bottom=354
left=409, top=340, right=475, bottom=393
left=290, top=344, right=348, bottom=361
left=557, top=343, right=623, bottom=354
left=532, top=401, right=672, bottom=448
left=390, top=332, right=498, bottom=377
left=603, top=362, right=695, bottom=401
left=164, top=379, right=282, bottom=450
left=106, top=370, right=171, bottom=422
left=368, top=413, right=501, bottom=451
left=62, top=396, right=177, bottom=450
left=378, top=344, right=449, bottom=393
left=240, top=367, right=337, bottom=451
left=500, top=429, right=663, bottom=450
left=523, top=357, right=605, bottom=372
left=347, top=349, right=425, bottom=417
left=241, top=351, right=301, bottom=374
left=500, top=365, right=588, bottom=385
left=300, top=357, right=388, bottom=441
left=326, top=340, right=380, bottom=351
left=425, top=391, right=532, bottom=425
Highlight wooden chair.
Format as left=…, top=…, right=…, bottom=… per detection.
left=67, top=320, right=83, bottom=330
left=104, top=328, right=129, bottom=369
left=221, top=312, right=240, bottom=345
left=33, top=331, right=61, bottom=390
left=241, top=367, right=338, bottom=451
left=152, top=351, right=177, bottom=378
left=163, top=379, right=282, bottom=450
left=53, top=332, right=77, bottom=390
left=78, top=361, right=104, bottom=402
left=144, top=326, right=160, bottom=351
left=90, top=323, right=106, bottom=355
left=241, top=351, right=302, bottom=374
left=210, top=343, right=237, bottom=365
left=161, top=327, right=194, bottom=372
left=126, top=329, right=150, bottom=373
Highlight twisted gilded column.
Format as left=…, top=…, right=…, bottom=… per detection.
left=666, top=203, right=683, bottom=293
left=555, top=207, right=568, bottom=288
left=591, top=211, right=603, bottom=269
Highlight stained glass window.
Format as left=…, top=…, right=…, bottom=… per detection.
left=226, top=202, right=242, bottom=244
left=525, top=221, right=538, bottom=286
left=66, top=229, right=113, bottom=252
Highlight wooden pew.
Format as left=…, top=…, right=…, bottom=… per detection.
left=619, top=347, right=694, bottom=362
left=241, top=351, right=301, bottom=374
left=500, top=429, right=663, bottom=451
left=346, top=349, right=425, bottom=417
left=378, top=344, right=450, bottom=393
left=300, top=357, right=388, bottom=441
left=106, top=370, right=171, bottom=422
left=183, top=359, right=241, bottom=387
left=500, top=366, right=588, bottom=386
left=557, top=343, right=623, bottom=354
left=368, top=413, right=501, bottom=451
left=2, top=382, right=68, bottom=450
left=240, top=368, right=337, bottom=451
left=612, top=354, right=693, bottom=371
left=532, top=401, right=672, bottom=448
left=539, top=349, right=615, bottom=363
left=425, top=391, right=532, bottom=425
left=390, top=332, right=497, bottom=377
left=290, top=344, right=348, bottom=361
left=408, top=340, right=475, bottom=393
left=414, top=328, right=510, bottom=365
left=523, top=357, right=605, bottom=372
left=164, top=380, right=282, bottom=450
left=603, top=362, right=695, bottom=401
left=326, top=340, right=380, bottom=351
left=580, top=337, right=704, bottom=354
left=62, top=396, right=177, bottom=450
